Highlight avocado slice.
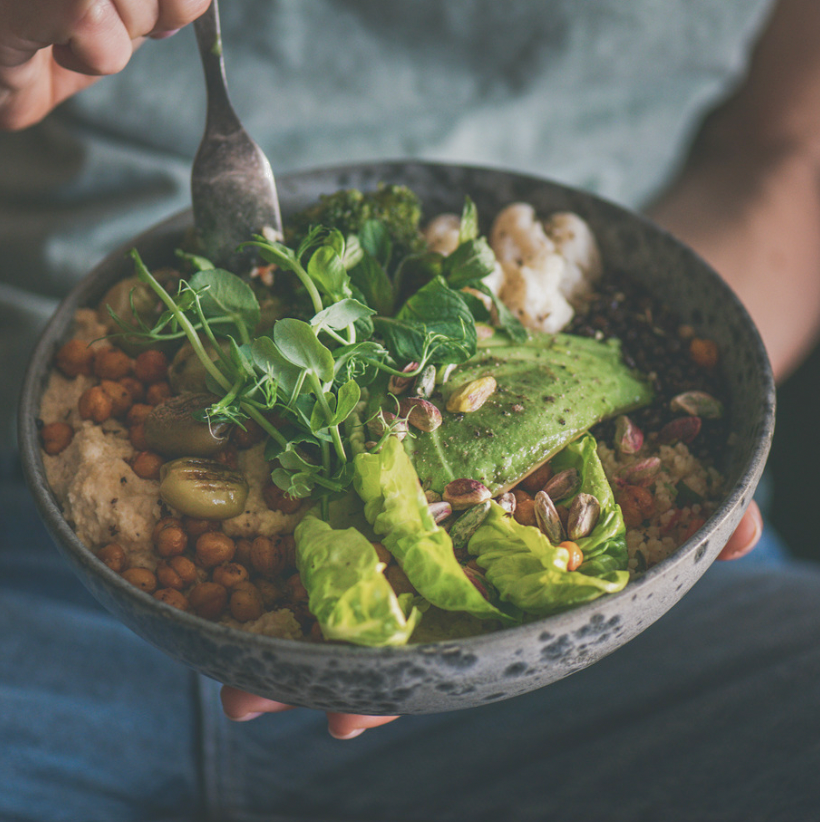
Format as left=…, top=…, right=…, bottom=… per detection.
left=369, top=332, right=653, bottom=494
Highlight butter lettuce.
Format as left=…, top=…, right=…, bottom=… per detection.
left=467, top=435, right=629, bottom=615
left=353, top=435, right=517, bottom=625
left=295, top=514, right=420, bottom=646
left=548, top=434, right=629, bottom=572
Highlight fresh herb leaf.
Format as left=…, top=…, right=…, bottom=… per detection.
left=188, top=269, right=260, bottom=340
left=349, top=251, right=394, bottom=317
left=311, top=298, right=375, bottom=335
left=359, top=219, right=393, bottom=268
left=273, top=318, right=335, bottom=383
left=307, top=245, right=352, bottom=303
left=458, top=196, right=479, bottom=244
left=443, top=237, right=497, bottom=288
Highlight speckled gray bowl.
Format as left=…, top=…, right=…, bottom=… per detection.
left=19, top=162, right=774, bottom=715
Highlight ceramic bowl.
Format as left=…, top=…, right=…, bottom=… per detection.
left=19, top=162, right=774, bottom=715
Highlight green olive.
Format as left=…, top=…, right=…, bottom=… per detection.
left=144, top=393, right=232, bottom=457
left=168, top=338, right=231, bottom=394
left=159, top=458, right=249, bottom=520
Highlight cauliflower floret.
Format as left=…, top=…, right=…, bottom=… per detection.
left=488, top=204, right=601, bottom=333
left=543, top=212, right=602, bottom=303
left=490, top=203, right=555, bottom=267
left=423, top=213, right=461, bottom=256
left=499, top=255, right=574, bottom=333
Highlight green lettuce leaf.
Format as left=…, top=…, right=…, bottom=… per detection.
left=467, top=435, right=629, bottom=615
left=295, top=514, right=420, bottom=646
left=547, top=434, right=629, bottom=569
left=468, top=503, right=628, bottom=616
left=353, top=436, right=517, bottom=625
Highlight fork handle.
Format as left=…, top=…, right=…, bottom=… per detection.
left=194, top=0, right=240, bottom=134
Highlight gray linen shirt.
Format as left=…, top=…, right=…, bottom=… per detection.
left=0, top=0, right=774, bottom=450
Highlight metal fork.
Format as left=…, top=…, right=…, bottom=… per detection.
left=190, top=0, right=282, bottom=270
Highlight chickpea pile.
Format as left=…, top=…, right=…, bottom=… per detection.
left=44, top=337, right=331, bottom=638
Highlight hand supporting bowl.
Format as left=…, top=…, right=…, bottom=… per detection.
left=18, top=162, right=774, bottom=715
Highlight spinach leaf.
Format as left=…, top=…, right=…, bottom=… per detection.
left=380, top=276, right=477, bottom=364
left=458, top=196, right=479, bottom=244
left=443, top=237, right=497, bottom=288
left=349, top=251, right=394, bottom=317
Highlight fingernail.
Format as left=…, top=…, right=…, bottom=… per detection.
left=227, top=711, right=263, bottom=722
left=151, top=28, right=181, bottom=40
left=329, top=728, right=365, bottom=740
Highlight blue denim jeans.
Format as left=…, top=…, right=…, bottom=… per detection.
left=1, top=468, right=816, bottom=822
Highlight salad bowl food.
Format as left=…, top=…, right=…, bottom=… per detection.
left=19, top=162, right=774, bottom=714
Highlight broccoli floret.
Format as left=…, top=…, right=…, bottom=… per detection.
left=287, top=184, right=426, bottom=264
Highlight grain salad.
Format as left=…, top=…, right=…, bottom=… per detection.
left=37, top=186, right=727, bottom=646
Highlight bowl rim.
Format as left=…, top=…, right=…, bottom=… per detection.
left=18, top=159, right=776, bottom=664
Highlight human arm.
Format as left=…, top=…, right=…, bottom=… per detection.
left=648, top=0, right=820, bottom=384
left=0, top=0, right=210, bottom=131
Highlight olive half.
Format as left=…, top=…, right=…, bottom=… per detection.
left=145, top=393, right=232, bottom=457
left=159, top=458, right=249, bottom=520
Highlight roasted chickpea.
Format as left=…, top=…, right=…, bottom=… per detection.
left=146, top=381, right=172, bottom=406
left=182, top=517, right=221, bottom=539
left=233, top=537, right=253, bottom=567
left=40, top=421, right=74, bottom=455
left=154, top=588, right=190, bottom=611
left=78, top=385, right=113, bottom=423
left=154, top=525, right=188, bottom=557
left=255, top=577, right=285, bottom=608
left=94, top=348, right=132, bottom=380
left=122, top=567, right=157, bottom=593
left=212, top=562, right=250, bottom=589
left=134, top=350, right=169, bottom=384
left=215, top=446, right=239, bottom=471
left=689, top=337, right=719, bottom=369
left=262, top=483, right=303, bottom=514
left=129, top=423, right=149, bottom=451
left=511, top=487, right=533, bottom=506
left=233, top=418, right=265, bottom=449
left=130, top=451, right=164, bottom=481
left=229, top=583, right=264, bottom=622
left=372, top=541, right=392, bottom=566
left=513, top=498, right=538, bottom=527
left=618, top=485, right=655, bottom=529
left=518, top=462, right=553, bottom=495
left=285, top=572, right=309, bottom=603
left=386, top=565, right=416, bottom=596
left=188, top=582, right=228, bottom=619
left=97, top=542, right=127, bottom=573
left=119, top=377, right=146, bottom=404
left=250, top=536, right=285, bottom=579
left=559, top=540, right=584, bottom=572
left=100, top=379, right=132, bottom=418
left=279, top=534, right=296, bottom=569
left=152, top=517, right=183, bottom=542
left=126, top=403, right=152, bottom=427
left=55, top=338, right=95, bottom=377
left=195, top=532, right=236, bottom=568
left=156, top=555, right=198, bottom=589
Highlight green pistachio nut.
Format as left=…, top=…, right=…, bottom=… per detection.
left=159, top=457, right=249, bottom=520
left=144, top=393, right=232, bottom=457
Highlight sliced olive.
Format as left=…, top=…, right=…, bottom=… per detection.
left=168, top=338, right=231, bottom=394
left=159, top=458, right=249, bottom=520
left=144, top=393, right=232, bottom=458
